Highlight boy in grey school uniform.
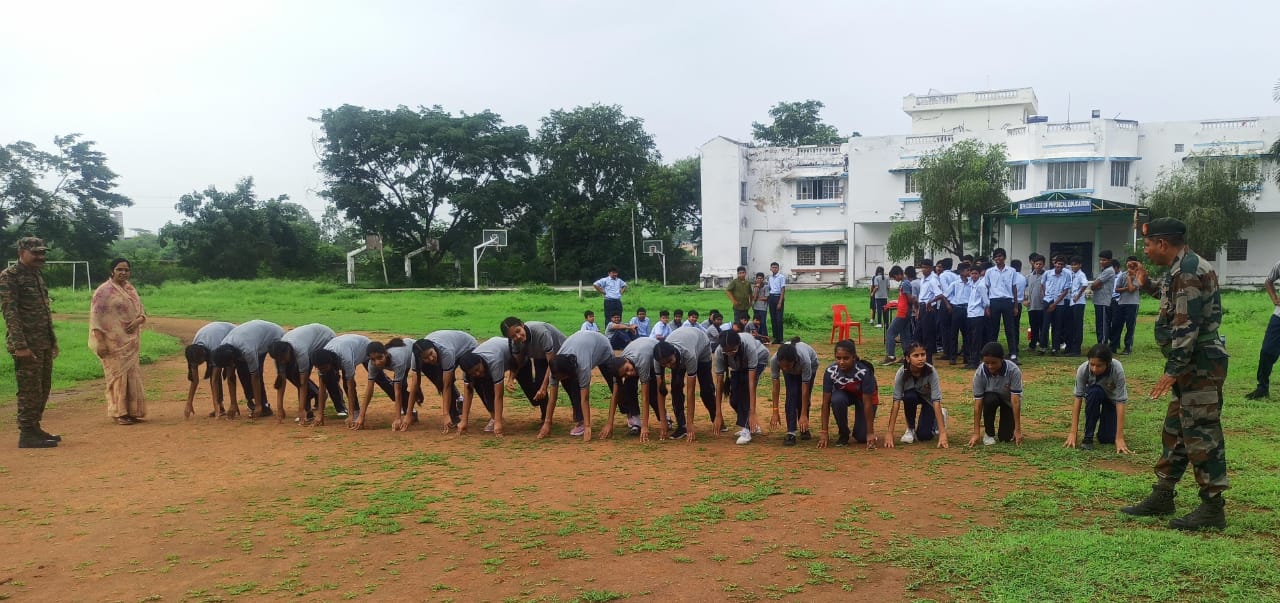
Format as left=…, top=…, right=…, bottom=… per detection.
left=967, top=342, right=1023, bottom=447
left=212, top=320, right=285, bottom=419
left=1090, top=251, right=1117, bottom=345
left=269, top=323, right=337, bottom=422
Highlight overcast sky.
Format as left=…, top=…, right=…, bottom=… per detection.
left=3, top=0, right=1278, bottom=235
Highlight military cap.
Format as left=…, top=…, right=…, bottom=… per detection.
left=17, top=237, right=48, bottom=252
left=1142, top=218, right=1186, bottom=238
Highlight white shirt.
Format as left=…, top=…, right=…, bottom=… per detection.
left=984, top=265, right=1017, bottom=299
left=767, top=272, right=786, bottom=295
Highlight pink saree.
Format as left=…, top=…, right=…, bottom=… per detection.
left=89, top=279, right=147, bottom=418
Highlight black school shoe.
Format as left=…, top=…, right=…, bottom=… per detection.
left=669, top=426, right=688, bottom=440
left=628, top=425, right=641, bottom=437
left=784, top=433, right=797, bottom=446
left=799, top=430, right=812, bottom=440
left=835, top=432, right=850, bottom=447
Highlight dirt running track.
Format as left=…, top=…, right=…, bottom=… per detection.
left=1, top=317, right=1025, bottom=602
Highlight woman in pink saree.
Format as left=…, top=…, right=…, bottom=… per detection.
left=90, top=258, right=148, bottom=425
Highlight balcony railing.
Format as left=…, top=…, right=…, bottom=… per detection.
left=1006, top=126, right=1027, bottom=136
left=1047, top=122, right=1092, bottom=132
left=906, top=134, right=954, bottom=145
left=795, top=145, right=842, bottom=155
left=1201, top=119, right=1258, bottom=130
left=1114, top=120, right=1139, bottom=130
left=915, top=94, right=957, bottom=106
left=975, top=89, right=1020, bottom=101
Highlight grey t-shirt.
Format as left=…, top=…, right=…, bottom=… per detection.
left=424, top=330, right=477, bottom=372
left=1093, top=266, right=1116, bottom=305
left=665, top=326, right=711, bottom=375
left=769, top=341, right=818, bottom=383
left=1025, top=272, right=1045, bottom=311
left=621, top=337, right=662, bottom=383
left=712, top=335, right=769, bottom=375
left=366, top=338, right=417, bottom=383
left=893, top=365, right=942, bottom=403
left=872, top=275, right=889, bottom=299
left=193, top=321, right=235, bottom=351
left=279, top=323, right=335, bottom=374
left=1116, top=272, right=1140, bottom=305
left=972, top=360, right=1023, bottom=399
left=471, top=337, right=513, bottom=381
left=221, top=320, right=284, bottom=373
left=1074, top=359, right=1128, bottom=403
left=555, top=331, right=614, bottom=388
left=323, top=334, right=370, bottom=378
left=511, top=321, right=567, bottom=360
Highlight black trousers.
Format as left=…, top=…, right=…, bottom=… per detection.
left=831, top=388, right=875, bottom=442
left=948, top=304, right=967, bottom=360
left=604, top=298, right=623, bottom=322
left=901, top=389, right=938, bottom=441
left=988, top=298, right=1018, bottom=357
left=920, top=307, right=938, bottom=364
left=1071, top=304, right=1087, bottom=354
left=418, top=364, right=462, bottom=423
left=1028, top=309, right=1045, bottom=351
left=514, top=357, right=552, bottom=417
left=234, top=353, right=270, bottom=410
left=1109, top=304, right=1138, bottom=352
left=753, top=307, right=769, bottom=338
left=966, top=316, right=985, bottom=365
left=768, top=294, right=785, bottom=342
left=671, top=360, right=716, bottom=428
left=981, top=392, right=1015, bottom=442
left=782, top=372, right=815, bottom=433
left=1093, top=303, right=1111, bottom=347
left=618, top=376, right=664, bottom=419
left=1046, top=305, right=1069, bottom=351
left=1082, top=384, right=1118, bottom=443
left=561, top=370, right=617, bottom=424
left=319, top=369, right=354, bottom=414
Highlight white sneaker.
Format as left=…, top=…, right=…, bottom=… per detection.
left=753, top=425, right=763, bottom=435
left=941, top=408, right=949, bottom=429
left=626, top=415, right=640, bottom=428
left=982, top=435, right=996, bottom=446
left=484, top=419, right=495, bottom=432
left=736, top=428, right=752, bottom=445
left=900, top=428, right=916, bottom=444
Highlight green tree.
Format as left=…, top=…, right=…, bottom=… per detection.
left=314, top=104, right=533, bottom=283
left=0, top=134, right=132, bottom=260
left=536, top=104, right=659, bottom=281
left=886, top=139, right=1009, bottom=261
left=751, top=100, right=845, bottom=147
left=637, top=156, right=701, bottom=245
left=159, top=178, right=334, bottom=279
left=1141, top=156, right=1259, bottom=257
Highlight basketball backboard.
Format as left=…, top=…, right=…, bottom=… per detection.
left=642, top=239, right=663, bottom=255
left=364, top=234, right=383, bottom=251
left=481, top=229, right=508, bottom=247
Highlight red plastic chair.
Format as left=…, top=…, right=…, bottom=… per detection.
left=829, top=304, right=862, bottom=344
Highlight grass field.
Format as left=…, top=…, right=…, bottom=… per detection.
left=0, top=321, right=181, bottom=402
left=6, top=278, right=1280, bottom=600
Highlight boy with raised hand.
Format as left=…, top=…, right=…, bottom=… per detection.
left=1065, top=343, right=1131, bottom=453
left=967, top=342, right=1023, bottom=447
left=212, top=319, right=285, bottom=419
left=184, top=321, right=235, bottom=419
left=268, top=323, right=336, bottom=425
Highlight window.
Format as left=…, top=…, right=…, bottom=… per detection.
left=796, top=246, right=816, bottom=266
left=796, top=177, right=843, bottom=200
left=1201, top=248, right=1216, bottom=261
left=1227, top=239, right=1248, bottom=261
left=904, top=172, right=920, bottom=195
left=1046, top=161, right=1088, bottom=190
left=1008, top=165, right=1026, bottom=190
left=1174, top=143, right=1185, bottom=152
left=1110, top=161, right=1130, bottom=187
left=740, top=246, right=748, bottom=266
left=739, top=181, right=747, bottom=204
left=819, top=245, right=841, bottom=266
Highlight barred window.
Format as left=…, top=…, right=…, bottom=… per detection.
left=1110, top=161, right=1130, bottom=187
left=796, top=246, right=816, bottom=266
left=1008, top=165, right=1026, bottom=190
left=1047, top=161, right=1088, bottom=190
left=820, top=245, right=841, bottom=266
left=797, top=178, right=843, bottom=200
left=1227, top=239, right=1248, bottom=261
left=904, top=172, right=920, bottom=194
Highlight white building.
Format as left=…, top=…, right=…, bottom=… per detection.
left=700, top=87, right=1280, bottom=287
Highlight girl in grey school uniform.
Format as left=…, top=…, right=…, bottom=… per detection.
left=412, top=330, right=477, bottom=433
left=884, top=342, right=948, bottom=448
left=712, top=330, right=770, bottom=445
left=456, top=337, right=515, bottom=436
left=352, top=337, right=417, bottom=431
left=769, top=337, right=819, bottom=446
left=1064, top=344, right=1131, bottom=453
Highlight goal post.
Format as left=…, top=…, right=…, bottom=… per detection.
left=7, top=260, right=91, bottom=289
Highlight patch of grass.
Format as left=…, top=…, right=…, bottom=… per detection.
left=0, top=321, right=181, bottom=402
left=557, top=548, right=589, bottom=560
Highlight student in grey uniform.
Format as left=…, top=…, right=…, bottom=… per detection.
left=412, top=330, right=476, bottom=433
left=769, top=337, right=819, bottom=446
left=456, top=337, right=515, bottom=436
left=1064, top=344, right=1131, bottom=453
left=1024, top=255, right=1046, bottom=353
left=500, top=318, right=567, bottom=420
left=885, top=342, right=948, bottom=448
left=351, top=338, right=417, bottom=431
left=713, top=330, right=770, bottom=445
left=185, top=321, right=235, bottom=419
left=545, top=330, right=617, bottom=441
left=605, top=337, right=669, bottom=441
left=656, top=326, right=717, bottom=441
left=268, top=323, right=336, bottom=424
left=967, top=342, right=1023, bottom=446
left=1090, top=250, right=1117, bottom=345
left=1109, top=256, right=1143, bottom=355
left=212, top=319, right=285, bottom=419
left=313, top=334, right=380, bottom=427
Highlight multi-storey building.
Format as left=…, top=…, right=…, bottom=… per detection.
left=700, top=87, right=1279, bottom=286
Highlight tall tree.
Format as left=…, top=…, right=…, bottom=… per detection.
left=314, top=104, right=533, bottom=281
left=0, top=134, right=132, bottom=260
left=1142, top=156, right=1259, bottom=257
left=636, top=156, right=701, bottom=245
left=159, top=178, right=334, bottom=279
left=751, top=100, right=845, bottom=147
left=886, top=139, right=1010, bottom=261
left=536, top=104, right=659, bottom=280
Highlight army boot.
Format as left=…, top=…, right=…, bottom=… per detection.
left=35, top=423, right=62, bottom=442
left=1169, top=493, right=1226, bottom=531
left=1120, top=481, right=1176, bottom=516
left=18, top=429, right=58, bottom=449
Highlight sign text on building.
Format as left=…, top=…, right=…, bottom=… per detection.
left=1018, top=198, right=1092, bottom=215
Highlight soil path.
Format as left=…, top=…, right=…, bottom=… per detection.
left=1, top=317, right=1038, bottom=602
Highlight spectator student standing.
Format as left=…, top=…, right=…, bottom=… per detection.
left=725, top=266, right=753, bottom=325
left=767, top=262, right=787, bottom=342
left=593, top=266, right=627, bottom=323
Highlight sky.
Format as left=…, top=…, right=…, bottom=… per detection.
left=3, top=0, right=1278, bottom=235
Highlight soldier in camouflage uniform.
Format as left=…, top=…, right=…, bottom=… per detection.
left=1, top=237, right=61, bottom=448
left=1120, top=218, right=1228, bottom=530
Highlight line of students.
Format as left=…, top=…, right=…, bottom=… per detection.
left=182, top=319, right=1131, bottom=452
left=880, top=249, right=1144, bottom=371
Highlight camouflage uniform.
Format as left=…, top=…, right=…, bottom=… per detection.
left=1, top=251, right=57, bottom=433
left=1143, top=247, right=1229, bottom=495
